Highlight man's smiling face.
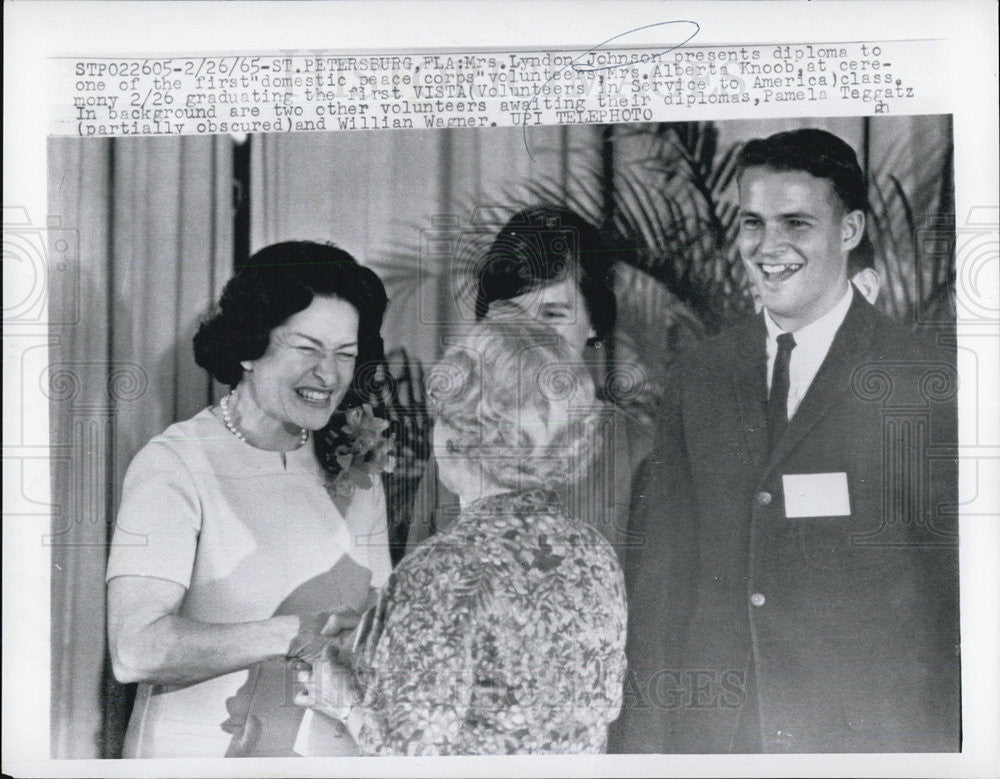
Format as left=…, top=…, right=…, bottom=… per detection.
left=738, top=166, right=863, bottom=331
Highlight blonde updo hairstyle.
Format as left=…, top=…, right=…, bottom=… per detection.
left=426, top=321, right=605, bottom=491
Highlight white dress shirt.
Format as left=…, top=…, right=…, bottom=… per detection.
left=763, top=284, right=854, bottom=420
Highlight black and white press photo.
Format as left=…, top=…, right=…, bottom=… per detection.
left=45, top=114, right=961, bottom=759
left=4, top=2, right=998, bottom=777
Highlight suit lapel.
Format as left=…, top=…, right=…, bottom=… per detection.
left=764, top=291, right=878, bottom=474
left=731, top=313, right=769, bottom=472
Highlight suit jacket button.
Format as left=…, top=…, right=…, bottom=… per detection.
left=756, top=491, right=772, bottom=506
left=750, top=592, right=766, bottom=607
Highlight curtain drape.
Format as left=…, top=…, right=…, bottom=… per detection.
left=47, top=135, right=233, bottom=758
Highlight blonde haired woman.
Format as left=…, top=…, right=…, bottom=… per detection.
left=297, top=322, right=627, bottom=755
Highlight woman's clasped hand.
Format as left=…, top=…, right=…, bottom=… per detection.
left=286, top=608, right=363, bottom=665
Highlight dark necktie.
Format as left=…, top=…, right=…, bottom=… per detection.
left=767, top=332, right=796, bottom=452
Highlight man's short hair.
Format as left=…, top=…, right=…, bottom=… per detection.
left=738, top=128, right=869, bottom=214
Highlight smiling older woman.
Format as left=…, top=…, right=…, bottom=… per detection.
left=105, top=242, right=391, bottom=758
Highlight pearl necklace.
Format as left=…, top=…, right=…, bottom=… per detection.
left=220, top=392, right=308, bottom=448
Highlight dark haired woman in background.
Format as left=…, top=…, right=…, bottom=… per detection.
left=106, top=241, right=391, bottom=757
left=406, top=205, right=651, bottom=557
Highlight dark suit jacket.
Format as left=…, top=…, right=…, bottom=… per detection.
left=612, top=291, right=960, bottom=753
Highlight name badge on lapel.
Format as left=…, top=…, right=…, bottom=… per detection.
left=782, top=472, right=851, bottom=518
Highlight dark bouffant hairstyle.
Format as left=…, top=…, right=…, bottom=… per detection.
left=738, top=128, right=869, bottom=214
left=474, top=206, right=616, bottom=342
left=193, top=241, right=388, bottom=408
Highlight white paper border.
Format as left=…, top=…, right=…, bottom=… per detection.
left=4, top=2, right=998, bottom=777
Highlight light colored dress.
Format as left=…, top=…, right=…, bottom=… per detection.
left=354, top=488, right=627, bottom=755
left=106, top=407, right=391, bottom=758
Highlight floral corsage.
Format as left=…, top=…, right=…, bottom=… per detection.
left=319, top=403, right=395, bottom=513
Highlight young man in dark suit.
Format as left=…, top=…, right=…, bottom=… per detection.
left=612, top=128, right=959, bottom=753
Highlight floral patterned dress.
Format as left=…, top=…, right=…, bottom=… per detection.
left=353, top=489, right=627, bottom=755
